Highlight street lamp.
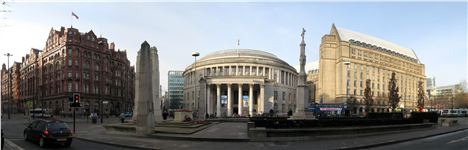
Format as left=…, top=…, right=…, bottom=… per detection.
left=191, top=51, right=200, bottom=119
left=343, top=61, right=351, bottom=116
left=4, top=53, right=12, bottom=119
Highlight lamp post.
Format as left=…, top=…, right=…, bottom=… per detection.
left=343, top=61, right=351, bottom=116
left=4, top=53, right=12, bottom=119
left=191, top=51, right=200, bottom=119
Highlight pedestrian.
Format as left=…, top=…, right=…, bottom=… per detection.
left=119, top=113, right=125, bottom=123
left=2, top=129, right=4, bottom=150
left=163, top=111, right=168, bottom=120
left=288, top=109, right=293, bottom=117
left=269, top=109, right=274, bottom=117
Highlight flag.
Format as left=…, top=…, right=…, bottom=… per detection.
left=72, top=12, right=79, bottom=19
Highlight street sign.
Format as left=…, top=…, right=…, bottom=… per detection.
left=103, top=101, right=109, bottom=104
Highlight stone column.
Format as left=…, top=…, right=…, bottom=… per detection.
left=216, top=84, right=221, bottom=117
left=207, top=84, right=211, bottom=115
left=238, top=84, right=242, bottom=116
left=135, top=41, right=155, bottom=135
left=227, top=84, right=232, bottom=117
left=151, top=46, right=162, bottom=122
left=249, top=84, right=254, bottom=116
left=263, top=67, right=266, bottom=77
left=243, top=66, right=246, bottom=76
left=259, top=84, right=265, bottom=114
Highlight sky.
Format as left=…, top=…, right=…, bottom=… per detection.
left=0, top=0, right=466, bottom=93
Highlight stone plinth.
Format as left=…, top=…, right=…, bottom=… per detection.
left=174, top=111, right=193, bottom=122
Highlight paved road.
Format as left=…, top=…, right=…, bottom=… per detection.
left=9, top=138, right=134, bottom=150
left=372, top=129, right=468, bottom=150
left=2, top=114, right=133, bottom=150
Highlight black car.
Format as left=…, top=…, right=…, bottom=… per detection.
left=24, top=119, right=73, bottom=147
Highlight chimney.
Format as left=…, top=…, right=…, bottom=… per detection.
left=110, top=42, right=115, bottom=50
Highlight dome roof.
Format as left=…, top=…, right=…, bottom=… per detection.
left=199, top=49, right=278, bottom=61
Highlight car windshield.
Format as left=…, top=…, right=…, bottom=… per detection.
left=47, top=122, right=69, bottom=130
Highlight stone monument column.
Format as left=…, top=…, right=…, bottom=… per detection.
left=291, top=28, right=312, bottom=120
left=151, top=46, right=163, bottom=122
left=135, top=41, right=155, bottom=135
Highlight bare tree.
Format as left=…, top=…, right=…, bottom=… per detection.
left=364, top=79, right=373, bottom=114
left=388, top=72, right=401, bottom=112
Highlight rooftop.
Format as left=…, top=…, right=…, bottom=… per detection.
left=199, top=49, right=278, bottom=61
left=336, top=27, right=418, bottom=59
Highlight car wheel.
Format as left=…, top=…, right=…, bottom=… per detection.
left=23, top=132, right=28, bottom=141
left=39, top=137, right=46, bottom=148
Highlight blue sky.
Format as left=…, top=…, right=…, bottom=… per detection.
left=0, top=1, right=466, bottom=92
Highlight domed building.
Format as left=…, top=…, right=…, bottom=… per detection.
left=183, top=49, right=298, bottom=117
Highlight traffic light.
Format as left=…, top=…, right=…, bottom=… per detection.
left=74, top=94, right=80, bottom=104
left=70, top=93, right=81, bottom=107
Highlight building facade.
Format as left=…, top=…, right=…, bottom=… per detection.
left=183, top=49, right=298, bottom=118
left=432, top=84, right=463, bottom=109
left=0, top=26, right=135, bottom=115
left=317, top=24, right=426, bottom=114
left=1, top=62, right=21, bottom=113
left=19, top=49, right=42, bottom=113
left=168, top=70, right=184, bottom=109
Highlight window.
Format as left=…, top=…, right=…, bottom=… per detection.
left=68, top=83, right=72, bottom=92
left=84, top=84, right=89, bottom=93
left=68, top=59, right=72, bottom=66
left=274, top=91, right=278, bottom=101
left=68, top=72, right=72, bottom=78
left=282, top=92, right=286, bottom=102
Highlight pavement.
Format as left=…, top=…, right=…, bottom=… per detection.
left=4, top=114, right=468, bottom=150
left=1, top=113, right=134, bottom=150
left=73, top=118, right=468, bottom=150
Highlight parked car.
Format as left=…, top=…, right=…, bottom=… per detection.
left=123, top=112, right=133, bottom=118
left=24, top=119, right=73, bottom=147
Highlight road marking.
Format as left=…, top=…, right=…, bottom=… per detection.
left=447, top=135, right=468, bottom=144
left=5, top=139, right=25, bottom=150
left=425, top=129, right=468, bottom=140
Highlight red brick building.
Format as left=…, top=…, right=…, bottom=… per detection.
left=1, top=62, right=21, bottom=113
left=19, top=48, right=42, bottom=113
left=1, top=26, right=135, bottom=116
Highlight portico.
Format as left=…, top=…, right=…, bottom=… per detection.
left=206, top=79, right=265, bottom=117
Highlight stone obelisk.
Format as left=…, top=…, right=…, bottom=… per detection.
left=151, top=46, right=163, bottom=122
left=134, top=41, right=156, bottom=135
left=291, top=28, right=310, bottom=119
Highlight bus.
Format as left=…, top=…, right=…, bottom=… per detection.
left=440, top=109, right=468, bottom=117
left=29, top=108, right=52, bottom=118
